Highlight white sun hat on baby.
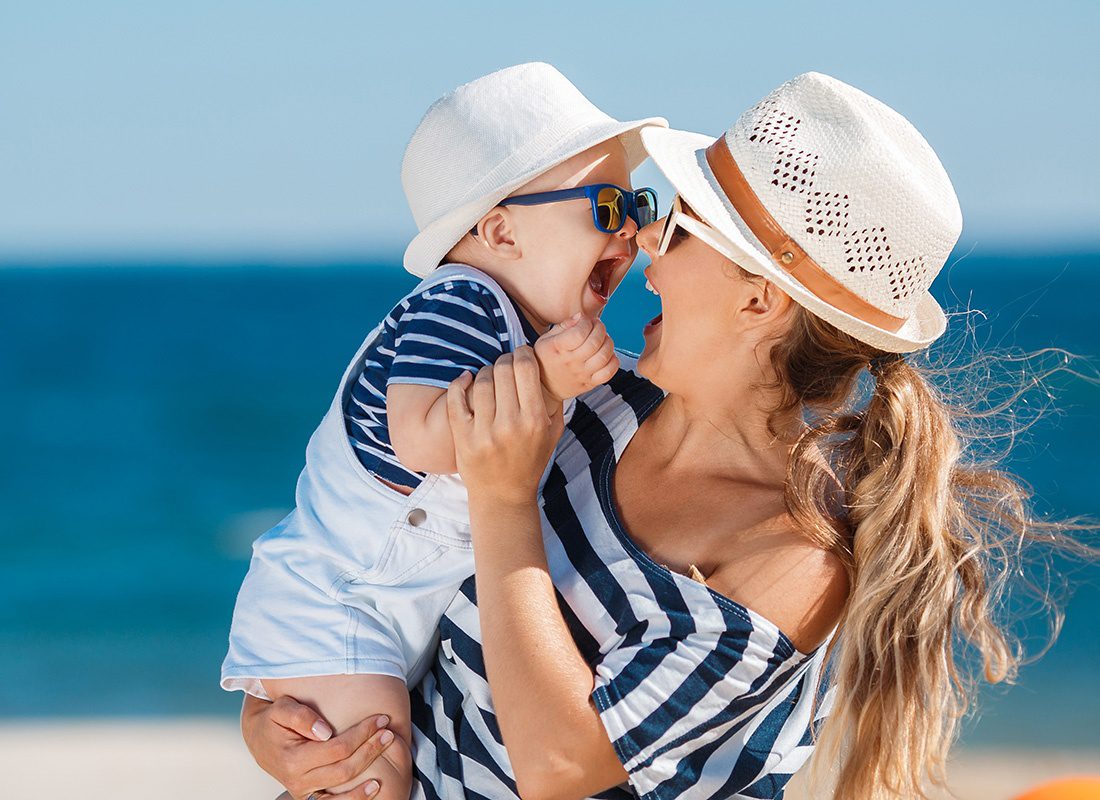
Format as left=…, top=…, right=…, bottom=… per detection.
left=401, top=62, right=667, bottom=278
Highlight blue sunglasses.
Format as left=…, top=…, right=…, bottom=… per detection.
left=471, top=184, right=659, bottom=235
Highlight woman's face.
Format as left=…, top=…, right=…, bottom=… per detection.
left=634, top=201, right=775, bottom=394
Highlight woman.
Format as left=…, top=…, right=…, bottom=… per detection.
left=242, top=73, right=1088, bottom=800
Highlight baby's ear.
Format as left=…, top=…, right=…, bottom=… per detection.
left=475, top=208, right=521, bottom=260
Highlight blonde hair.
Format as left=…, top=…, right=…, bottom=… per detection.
left=739, top=270, right=1096, bottom=799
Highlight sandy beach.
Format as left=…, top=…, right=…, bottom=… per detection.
left=3, top=718, right=1096, bottom=799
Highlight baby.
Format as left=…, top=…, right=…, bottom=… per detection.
left=221, top=62, right=665, bottom=798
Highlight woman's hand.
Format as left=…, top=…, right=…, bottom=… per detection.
left=446, top=346, right=564, bottom=505
left=241, top=694, right=395, bottom=800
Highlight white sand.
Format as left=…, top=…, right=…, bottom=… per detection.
left=784, top=749, right=1100, bottom=800
left=2, top=718, right=283, bottom=798
left=2, top=718, right=1096, bottom=799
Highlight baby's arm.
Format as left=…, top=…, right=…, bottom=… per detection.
left=384, top=281, right=522, bottom=476
left=262, top=674, right=412, bottom=799
left=388, top=363, right=566, bottom=476
left=387, top=384, right=457, bottom=475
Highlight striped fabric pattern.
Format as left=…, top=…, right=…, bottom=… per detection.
left=344, top=279, right=534, bottom=489
left=409, top=362, right=833, bottom=800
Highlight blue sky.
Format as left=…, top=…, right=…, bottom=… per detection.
left=1, top=0, right=1097, bottom=261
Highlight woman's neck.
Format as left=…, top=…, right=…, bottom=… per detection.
left=642, top=390, right=799, bottom=488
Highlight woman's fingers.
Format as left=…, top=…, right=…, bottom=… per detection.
left=310, top=714, right=387, bottom=769
left=492, top=353, right=520, bottom=420
left=446, top=371, right=475, bottom=432
left=470, top=364, right=497, bottom=426
left=322, top=779, right=383, bottom=800
left=269, top=695, right=334, bottom=742
left=302, top=716, right=394, bottom=795
left=512, top=346, right=547, bottom=417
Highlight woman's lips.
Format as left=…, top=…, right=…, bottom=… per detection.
left=643, top=267, right=659, bottom=294
left=643, top=312, right=663, bottom=335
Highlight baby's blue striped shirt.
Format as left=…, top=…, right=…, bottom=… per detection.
left=344, top=278, right=537, bottom=488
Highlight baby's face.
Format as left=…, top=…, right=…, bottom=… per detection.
left=495, top=140, right=639, bottom=331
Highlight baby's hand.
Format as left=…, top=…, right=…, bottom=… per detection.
left=534, top=313, right=620, bottom=403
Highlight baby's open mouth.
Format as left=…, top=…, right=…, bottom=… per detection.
left=587, top=258, right=623, bottom=303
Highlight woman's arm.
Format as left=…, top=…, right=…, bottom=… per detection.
left=446, top=347, right=629, bottom=800
left=467, top=496, right=630, bottom=800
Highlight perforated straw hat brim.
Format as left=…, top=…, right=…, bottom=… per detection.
left=642, top=127, right=947, bottom=353
left=403, top=118, right=663, bottom=278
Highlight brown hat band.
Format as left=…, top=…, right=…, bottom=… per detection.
left=704, top=136, right=906, bottom=333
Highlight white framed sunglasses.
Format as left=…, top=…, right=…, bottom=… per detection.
left=657, top=195, right=744, bottom=264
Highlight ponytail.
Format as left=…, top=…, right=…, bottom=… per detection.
left=742, top=286, right=1095, bottom=799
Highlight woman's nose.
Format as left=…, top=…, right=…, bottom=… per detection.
left=636, top=218, right=664, bottom=257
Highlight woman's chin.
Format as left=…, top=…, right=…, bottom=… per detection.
left=635, top=346, right=658, bottom=382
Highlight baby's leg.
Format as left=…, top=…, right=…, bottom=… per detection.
left=263, top=674, right=413, bottom=798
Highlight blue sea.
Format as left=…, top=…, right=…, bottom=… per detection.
left=1, top=252, right=1097, bottom=748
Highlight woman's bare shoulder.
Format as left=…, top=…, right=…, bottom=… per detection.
left=705, top=518, right=849, bottom=654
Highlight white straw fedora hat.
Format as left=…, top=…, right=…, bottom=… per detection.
left=641, top=72, right=962, bottom=353
left=401, top=62, right=667, bottom=278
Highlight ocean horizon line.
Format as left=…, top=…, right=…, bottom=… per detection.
left=1, top=241, right=1099, bottom=270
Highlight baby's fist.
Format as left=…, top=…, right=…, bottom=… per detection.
left=534, top=314, right=620, bottom=403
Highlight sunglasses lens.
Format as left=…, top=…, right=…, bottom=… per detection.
left=636, top=189, right=657, bottom=228
left=596, top=187, right=624, bottom=232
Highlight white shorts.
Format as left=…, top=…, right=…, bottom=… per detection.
left=220, top=471, right=476, bottom=699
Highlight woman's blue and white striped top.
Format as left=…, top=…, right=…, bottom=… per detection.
left=409, top=360, right=833, bottom=800
left=344, top=278, right=538, bottom=488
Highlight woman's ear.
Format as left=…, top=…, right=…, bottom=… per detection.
left=743, top=279, right=792, bottom=322
left=473, top=209, right=521, bottom=261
